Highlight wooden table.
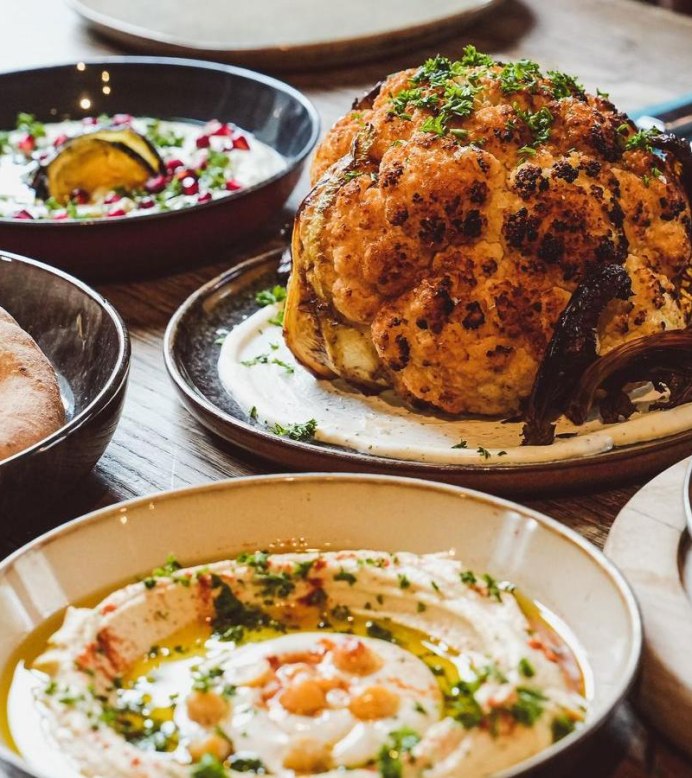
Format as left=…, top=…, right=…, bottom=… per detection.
left=2, top=0, right=692, bottom=775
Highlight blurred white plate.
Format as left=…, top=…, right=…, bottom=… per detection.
left=67, top=0, right=504, bottom=70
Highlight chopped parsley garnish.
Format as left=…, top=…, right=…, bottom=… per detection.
left=209, top=574, right=271, bottom=638
left=141, top=554, right=183, bottom=589
left=249, top=405, right=258, bottom=420
left=255, top=284, right=287, bottom=307
left=191, top=754, right=229, bottom=778
left=460, top=570, right=477, bottom=585
left=625, top=127, right=660, bottom=152
left=191, top=664, right=224, bottom=692
left=145, top=119, right=184, bottom=148
left=514, top=104, right=554, bottom=150
left=366, top=620, right=395, bottom=642
left=270, top=419, right=317, bottom=442
left=398, top=573, right=411, bottom=589
left=333, top=568, right=357, bottom=585
left=294, top=558, right=315, bottom=578
left=16, top=112, right=46, bottom=138
left=551, top=712, right=577, bottom=742
left=509, top=686, right=547, bottom=726
left=499, top=59, right=542, bottom=94
left=237, top=550, right=270, bottom=570
left=376, top=728, right=421, bottom=778
left=482, top=573, right=504, bottom=602
left=547, top=70, right=585, bottom=99
left=229, top=757, right=267, bottom=774
left=452, top=439, right=468, bottom=449
left=477, top=446, right=492, bottom=460
left=519, top=657, right=536, bottom=678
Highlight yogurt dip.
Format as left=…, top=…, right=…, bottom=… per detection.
left=0, top=113, right=285, bottom=220
left=217, top=296, right=692, bottom=465
left=6, top=550, right=587, bottom=778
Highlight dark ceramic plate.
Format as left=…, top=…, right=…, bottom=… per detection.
left=0, top=251, right=129, bottom=542
left=0, top=57, right=319, bottom=281
left=164, top=249, right=692, bottom=497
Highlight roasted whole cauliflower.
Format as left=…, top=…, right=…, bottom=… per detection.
left=285, top=48, right=692, bottom=416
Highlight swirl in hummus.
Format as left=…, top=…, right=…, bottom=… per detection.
left=8, top=551, right=587, bottom=777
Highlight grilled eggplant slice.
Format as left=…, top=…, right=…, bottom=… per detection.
left=34, top=128, right=164, bottom=204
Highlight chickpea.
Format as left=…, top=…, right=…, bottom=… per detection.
left=186, top=690, right=230, bottom=727
left=332, top=638, right=383, bottom=676
left=279, top=678, right=327, bottom=716
left=349, top=685, right=400, bottom=720
left=188, top=732, right=233, bottom=763
left=283, top=737, right=333, bottom=773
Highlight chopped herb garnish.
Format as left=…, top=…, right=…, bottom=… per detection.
left=551, top=712, right=577, bottom=741
left=334, top=568, right=357, bottom=586
left=229, top=757, right=267, bottom=774
left=460, top=570, right=477, bottom=585
left=482, top=573, right=503, bottom=602
left=625, top=127, right=660, bottom=153
left=331, top=604, right=352, bottom=621
left=145, top=119, right=184, bottom=148
left=509, top=686, right=547, bottom=726
left=366, top=620, right=395, bottom=642
left=191, top=754, right=229, bottom=778
left=191, top=664, right=224, bottom=692
left=398, top=574, right=411, bottom=589
left=236, top=550, right=270, bottom=571
left=519, top=657, right=536, bottom=678
left=477, top=446, right=492, bottom=460
left=270, top=419, right=317, bottom=442
left=452, top=439, right=468, bottom=449
left=249, top=405, right=258, bottom=420
left=376, top=728, right=421, bottom=778
left=16, top=112, right=46, bottom=138
left=255, top=285, right=287, bottom=307
left=294, top=558, right=315, bottom=579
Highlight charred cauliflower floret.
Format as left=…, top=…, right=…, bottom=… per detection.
left=286, top=48, right=692, bottom=416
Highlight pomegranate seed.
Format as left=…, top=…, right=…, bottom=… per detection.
left=225, top=179, right=242, bottom=191
left=166, top=158, right=184, bottom=172
left=52, top=211, right=69, bottom=221
left=181, top=176, right=199, bottom=195
left=195, top=134, right=211, bottom=149
left=209, top=122, right=232, bottom=137
left=17, top=134, right=35, bottom=154
left=53, top=133, right=69, bottom=147
left=12, top=209, right=34, bottom=220
left=145, top=175, right=167, bottom=194
left=112, top=113, right=132, bottom=125
left=197, top=191, right=212, bottom=204
left=107, top=207, right=127, bottom=218
left=82, top=116, right=99, bottom=126
left=138, top=197, right=155, bottom=209
left=175, top=168, right=194, bottom=181
left=104, top=192, right=121, bottom=205
left=71, top=188, right=89, bottom=204
left=232, top=135, right=250, bottom=151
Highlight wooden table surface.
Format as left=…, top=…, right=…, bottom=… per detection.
left=2, top=0, right=692, bottom=775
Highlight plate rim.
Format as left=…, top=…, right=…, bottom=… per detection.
left=0, top=471, right=643, bottom=778
left=162, top=250, right=692, bottom=484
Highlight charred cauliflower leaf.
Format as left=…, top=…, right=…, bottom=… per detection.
left=286, top=48, right=692, bottom=416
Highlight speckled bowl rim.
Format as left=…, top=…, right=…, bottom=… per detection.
left=0, top=472, right=642, bottom=778
left=0, top=56, right=320, bottom=228
left=0, top=250, right=130, bottom=467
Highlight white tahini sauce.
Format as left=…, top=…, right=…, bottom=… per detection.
left=218, top=305, right=692, bottom=465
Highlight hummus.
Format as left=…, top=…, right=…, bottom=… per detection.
left=9, top=551, right=587, bottom=778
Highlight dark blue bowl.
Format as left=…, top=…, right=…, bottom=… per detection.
left=0, top=57, right=320, bottom=280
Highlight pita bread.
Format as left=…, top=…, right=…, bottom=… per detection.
left=0, top=306, right=66, bottom=461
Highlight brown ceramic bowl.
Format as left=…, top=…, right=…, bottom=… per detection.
left=0, top=251, right=130, bottom=544
left=0, top=57, right=319, bottom=281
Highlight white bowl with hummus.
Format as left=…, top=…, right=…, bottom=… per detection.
left=0, top=474, right=641, bottom=778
